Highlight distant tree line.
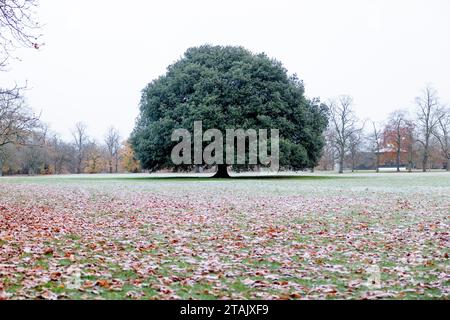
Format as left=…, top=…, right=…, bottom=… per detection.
left=319, top=85, right=450, bottom=173
left=0, top=119, right=141, bottom=176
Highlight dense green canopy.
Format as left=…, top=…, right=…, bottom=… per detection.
left=131, top=45, right=328, bottom=174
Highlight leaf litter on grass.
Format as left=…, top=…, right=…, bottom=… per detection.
left=0, top=173, right=449, bottom=300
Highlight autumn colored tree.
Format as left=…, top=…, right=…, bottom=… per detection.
left=383, top=111, right=414, bottom=172
left=120, top=141, right=141, bottom=173
left=84, top=141, right=105, bottom=174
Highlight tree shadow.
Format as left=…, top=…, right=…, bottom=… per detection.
left=116, top=174, right=353, bottom=182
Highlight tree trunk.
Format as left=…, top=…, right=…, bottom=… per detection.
left=396, top=147, right=401, bottom=172
left=422, top=153, right=428, bottom=172
left=213, top=164, right=230, bottom=178
left=77, top=159, right=82, bottom=174
left=0, top=158, right=3, bottom=177
left=447, top=158, right=450, bottom=172
left=408, top=146, right=413, bottom=173
left=375, top=153, right=380, bottom=173
left=339, top=148, right=344, bottom=174
left=422, top=139, right=429, bottom=172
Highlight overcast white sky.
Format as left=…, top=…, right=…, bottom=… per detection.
left=2, top=0, right=450, bottom=140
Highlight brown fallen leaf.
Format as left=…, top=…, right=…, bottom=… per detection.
left=96, top=279, right=111, bottom=289
left=290, top=292, right=302, bottom=299
left=50, top=272, right=62, bottom=281
left=40, top=290, right=58, bottom=300
left=44, top=247, right=54, bottom=255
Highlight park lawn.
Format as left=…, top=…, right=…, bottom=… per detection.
left=0, top=172, right=449, bottom=300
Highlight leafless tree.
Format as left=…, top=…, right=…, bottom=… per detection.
left=370, top=121, right=383, bottom=173
left=20, top=129, right=46, bottom=175
left=328, top=95, right=359, bottom=174
left=347, top=126, right=364, bottom=172
left=0, top=86, right=39, bottom=146
left=415, top=85, right=443, bottom=172
left=0, top=142, right=15, bottom=173
left=0, top=0, right=41, bottom=69
left=104, top=126, right=121, bottom=173
left=319, top=127, right=338, bottom=171
left=432, top=106, right=450, bottom=171
left=71, top=122, right=89, bottom=174
left=406, top=123, right=417, bottom=172
left=49, top=134, right=73, bottom=174
left=0, top=85, right=40, bottom=175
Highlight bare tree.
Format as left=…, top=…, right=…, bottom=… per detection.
left=319, top=127, right=338, bottom=171
left=391, top=111, right=405, bottom=172
left=71, top=122, right=89, bottom=174
left=104, top=126, right=121, bottom=173
left=0, top=86, right=40, bottom=175
left=370, top=121, right=383, bottom=173
left=0, top=0, right=41, bottom=69
left=20, top=130, right=46, bottom=175
left=0, top=142, right=15, bottom=174
left=49, top=134, right=73, bottom=174
left=328, top=95, right=359, bottom=174
left=415, top=86, right=442, bottom=172
left=347, top=126, right=364, bottom=172
left=406, top=123, right=417, bottom=172
left=432, top=107, right=450, bottom=171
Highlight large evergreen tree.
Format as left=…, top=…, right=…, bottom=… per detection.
left=131, top=45, right=328, bottom=177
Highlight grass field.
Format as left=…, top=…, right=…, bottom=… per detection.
left=0, top=172, right=449, bottom=300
